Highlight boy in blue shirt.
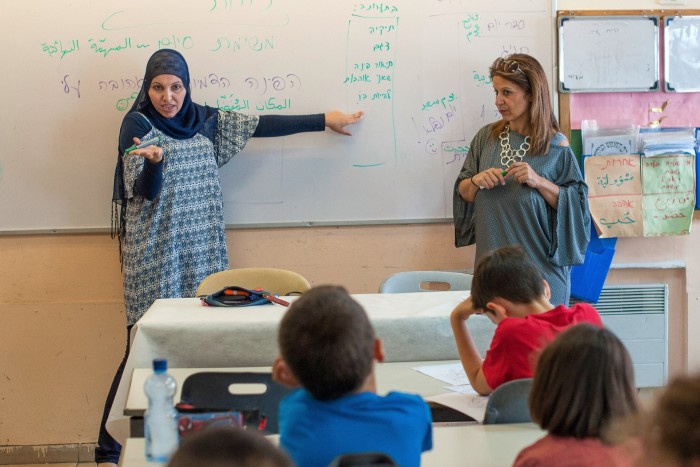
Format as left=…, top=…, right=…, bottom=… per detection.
left=272, top=285, right=433, bottom=467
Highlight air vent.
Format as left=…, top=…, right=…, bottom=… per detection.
left=571, top=283, right=668, bottom=387
left=570, top=283, right=667, bottom=314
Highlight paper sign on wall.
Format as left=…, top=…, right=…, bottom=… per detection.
left=641, top=155, right=695, bottom=236
left=585, top=154, right=694, bottom=237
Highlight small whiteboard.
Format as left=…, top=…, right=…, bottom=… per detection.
left=665, top=16, right=700, bottom=92
left=559, top=16, right=660, bottom=92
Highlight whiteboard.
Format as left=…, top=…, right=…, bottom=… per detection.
left=665, top=16, right=700, bottom=92
left=0, top=0, right=552, bottom=232
left=558, top=16, right=659, bottom=93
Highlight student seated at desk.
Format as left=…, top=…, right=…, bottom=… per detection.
left=167, top=425, right=292, bottom=467
left=513, top=324, right=639, bottom=467
left=272, top=285, right=433, bottom=467
left=630, top=372, right=700, bottom=467
left=450, top=245, right=603, bottom=395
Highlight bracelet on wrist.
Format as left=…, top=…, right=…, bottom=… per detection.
left=470, top=177, right=480, bottom=188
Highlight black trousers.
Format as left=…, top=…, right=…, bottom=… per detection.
left=95, top=325, right=132, bottom=464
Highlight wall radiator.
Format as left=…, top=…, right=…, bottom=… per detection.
left=571, top=283, right=668, bottom=387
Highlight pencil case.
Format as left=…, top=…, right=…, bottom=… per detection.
left=200, top=286, right=273, bottom=307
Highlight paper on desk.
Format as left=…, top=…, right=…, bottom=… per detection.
left=426, top=391, right=489, bottom=423
left=445, top=384, right=474, bottom=394
left=413, top=362, right=468, bottom=387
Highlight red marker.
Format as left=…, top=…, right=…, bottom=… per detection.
left=221, top=287, right=289, bottom=306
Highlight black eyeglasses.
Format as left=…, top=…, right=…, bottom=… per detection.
left=494, top=57, right=524, bottom=74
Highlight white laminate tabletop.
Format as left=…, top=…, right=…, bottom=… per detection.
left=119, top=423, right=545, bottom=467
left=124, top=361, right=460, bottom=415
left=107, top=291, right=496, bottom=446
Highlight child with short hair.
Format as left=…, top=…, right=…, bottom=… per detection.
left=451, top=245, right=603, bottom=395
left=272, top=285, right=432, bottom=467
left=167, top=425, right=293, bottom=467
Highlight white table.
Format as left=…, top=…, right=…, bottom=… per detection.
left=107, top=291, right=496, bottom=444
left=118, top=423, right=545, bottom=467
left=123, top=361, right=459, bottom=416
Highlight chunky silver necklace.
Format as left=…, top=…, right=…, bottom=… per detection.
left=499, top=124, right=531, bottom=170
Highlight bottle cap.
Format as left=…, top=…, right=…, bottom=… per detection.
left=153, top=358, right=167, bottom=374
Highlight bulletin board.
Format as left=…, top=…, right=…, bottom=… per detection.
left=557, top=10, right=700, bottom=237
left=557, top=9, right=700, bottom=135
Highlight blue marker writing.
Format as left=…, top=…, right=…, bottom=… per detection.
left=125, top=136, right=160, bottom=154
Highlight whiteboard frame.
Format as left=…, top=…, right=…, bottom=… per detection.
left=664, top=15, right=700, bottom=93
left=558, top=15, right=660, bottom=93
left=0, top=217, right=456, bottom=236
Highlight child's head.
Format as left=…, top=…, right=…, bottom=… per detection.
left=278, top=285, right=376, bottom=401
left=470, top=245, right=545, bottom=310
left=637, top=373, right=700, bottom=466
left=167, top=426, right=293, bottom=467
left=529, top=323, right=638, bottom=439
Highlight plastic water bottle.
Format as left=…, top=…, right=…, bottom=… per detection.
left=144, top=358, right=179, bottom=462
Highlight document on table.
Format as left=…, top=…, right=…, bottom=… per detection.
left=413, top=362, right=489, bottom=422
left=426, top=391, right=488, bottom=423
left=413, top=362, right=470, bottom=389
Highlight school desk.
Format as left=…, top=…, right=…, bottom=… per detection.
left=122, top=361, right=466, bottom=438
left=123, top=362, right=460, bottom=417
left=106, top=291, right=497, bottom=445
left=117, top=423, right=546, bottom=467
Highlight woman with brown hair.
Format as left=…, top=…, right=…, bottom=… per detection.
left=513, top=323, right=639, bottom=466
left=453, top=53, right=590, bottom=307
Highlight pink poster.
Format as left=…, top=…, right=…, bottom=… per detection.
left=569, top=92, right=700, bottom=130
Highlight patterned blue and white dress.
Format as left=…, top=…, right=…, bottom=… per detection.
left=121, top=111, right=258, bottom=325
left=453, top=124, right=590, bottom=306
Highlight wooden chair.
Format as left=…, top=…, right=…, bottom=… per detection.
left=482, top=378, right=534, bottom=424
left=378, top=271, right=473, bottom=293
left=195, top=267, right=311, bottom=297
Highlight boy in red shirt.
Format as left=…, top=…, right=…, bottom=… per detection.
left=450, top=245, right=602, bottom=395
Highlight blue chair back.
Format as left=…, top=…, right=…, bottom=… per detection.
left=483, top=378, right=534, bottom=424
left=379, top=271, right=473, bottom=293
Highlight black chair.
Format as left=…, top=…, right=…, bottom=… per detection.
left=482, top=378, right=534, bottom=424
left=179, top=372, right=292, bottom=434
left=328, top=452, right=398, bottom=466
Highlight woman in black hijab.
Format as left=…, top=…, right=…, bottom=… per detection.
left=99, top=49, right=363, bottom=465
